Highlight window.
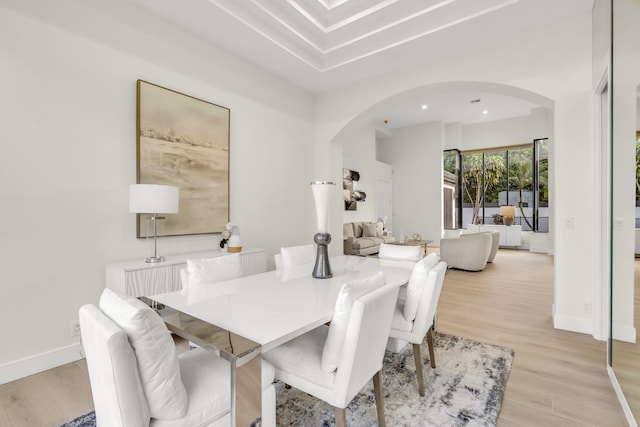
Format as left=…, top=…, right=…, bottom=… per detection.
left=452, top=139, right=549, bottom=232
left=443, top=150, right=461, bottom=229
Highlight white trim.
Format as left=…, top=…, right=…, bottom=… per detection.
left=609, top=366, right=638, bottom=427
left=593, top=56, right=611, bottom=341
left=553, top=314, right=593, bottom=336
left=0, top=343, right=84, bottom=385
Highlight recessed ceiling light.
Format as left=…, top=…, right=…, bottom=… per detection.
left=421, top=104, right=428, bottom=110
left=482, top=110, right=489, bottom=115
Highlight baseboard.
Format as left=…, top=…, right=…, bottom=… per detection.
left=553, top=314, right=593, bottom=335
left=608, top=366, right=638, bottom=427
left=0, top=343, right=84, bottom=385
left=613, top=324, right=637, bottom=343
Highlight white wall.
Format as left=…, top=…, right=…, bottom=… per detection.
left=0, top=0, right=316, bottom=380
left=338, top=124, right=393, bottom=224
left=382, top=122, right=445, bottom=244
left=315, top=11, right=595, bottom=335
left=450, top=107, right=552, bottom=151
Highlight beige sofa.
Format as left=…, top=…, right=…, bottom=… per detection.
left=343, top=221, right=396, bottom=256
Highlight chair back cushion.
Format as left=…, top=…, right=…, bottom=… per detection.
left=334, top=282, right=400, bottom=407
left=99, top=289, right=188, bottom=420
left=411, top=262, right=448, bottom=340
left=403, top=253, right=439, bottom=321
left=321, top=271, right=386, bottom=373
left=378, top=243, right=422, bottom=262
left=186, top=254, right=245, bottom=287
left=280, top=244, right=315, bottom=268
left=79, top=304, right=150, bottom=427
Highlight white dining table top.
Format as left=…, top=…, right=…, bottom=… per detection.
left=151, top=255, right=414, bottom=352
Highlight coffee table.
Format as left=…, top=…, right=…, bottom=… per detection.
left=390, top=239, right=433, bottom=256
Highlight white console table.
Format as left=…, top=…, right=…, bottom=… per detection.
left=106, top=248, right=267, bottom=297
left=465, top=224, right=522, bottom=247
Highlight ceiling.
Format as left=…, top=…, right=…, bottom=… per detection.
left=129, top=0, right=593, bottom=126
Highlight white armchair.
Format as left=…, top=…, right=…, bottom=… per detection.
left=80, top=290, right=276, bottom=426
left=386, top=257, right=448, bottom=396
left=439, top=232, right=492, bottom=271
left=263, top=272, right=400, bottom=427
left=461, top=230, right=499, bottom=262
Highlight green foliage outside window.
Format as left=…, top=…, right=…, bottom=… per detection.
left=460, top=140, right=547, bottom=229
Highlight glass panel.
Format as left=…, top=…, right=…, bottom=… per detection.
left=462, top=153, right=483, bottom=226
left=485, top=151, right=507, bottom=225
left=443, top=150, right=460, bottom=229
left=508, top=147, right=534, bottom=231
left=536, top=139, right=550, bottom=232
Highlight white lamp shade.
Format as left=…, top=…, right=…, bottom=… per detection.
left=500, top=205, right=516, bottom=217
left=311, top=182, right=335, bottom=233
left=129, top=184, right=179, bottom=214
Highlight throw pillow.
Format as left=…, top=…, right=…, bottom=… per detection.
left=403, top=253, right=439, bottom=321
left=186, top=254, right=244, bottom=287
left=99, top=289, right=188, bottom=420
left=362, top=222, right=377, bottom=238
left=376, top=221, right=384, bottom=237
left=321, top=271, right=386, bottom=373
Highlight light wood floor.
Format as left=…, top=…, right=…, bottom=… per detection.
left=438, top=249, right=627, bottom=426
left=0, top=250, right=628, bottom=426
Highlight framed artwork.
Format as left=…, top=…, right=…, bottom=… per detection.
left=136, top=80, right=230, bottom=237
left=343, top=168, right=366, bottom=211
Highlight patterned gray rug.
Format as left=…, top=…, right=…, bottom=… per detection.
left=62, top=332, right=513, bottom=427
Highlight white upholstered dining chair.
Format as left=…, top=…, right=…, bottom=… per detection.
left=386, top=255, right=448, bottom=396
left=80, top=289, right=276, bottom=427
left=274, top=244, right=315, bottom=271
left=263, top=272, right=399, bottom=427
left=180, top=253, right=245, bottom=291
left=378, top=242, right=422, bottom=262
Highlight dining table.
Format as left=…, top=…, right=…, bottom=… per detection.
left=142, top=255, right=414, bottom=426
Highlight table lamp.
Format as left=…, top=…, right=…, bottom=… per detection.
left=500, top=205, right=516, bottom=226
left=129, top=184, right=179, bottom=263
left=310, top=181, right=335, bottom=279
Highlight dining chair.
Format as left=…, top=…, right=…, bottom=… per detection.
left=80, top=289, right=276, bottom=426
left=386, top=258, right=448, bottom=396
left=180, top=253, right=245, bottom=290
left=274, top=244, right=315, bottom=271
left=263, top=272, right=399, bottom=427
left=378, top=242, right=422, bottom=262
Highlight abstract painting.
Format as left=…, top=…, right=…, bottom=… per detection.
left=136, top=80, right=229, bottom=237
left=343, top=168, right=366, bottom=211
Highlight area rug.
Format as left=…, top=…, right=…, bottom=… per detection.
left=61, top=332, right=513, bottom=427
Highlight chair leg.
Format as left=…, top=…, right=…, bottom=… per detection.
left=412, top=343, right=426, bottom=397
left=333, top=407, right=347, bottom=427
left=373, top=371, right=386, bottom=427
left=427, top=328, right=436, bottom=369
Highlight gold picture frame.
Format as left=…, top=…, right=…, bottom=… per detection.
left=136, top=80, right=230, bottom=237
